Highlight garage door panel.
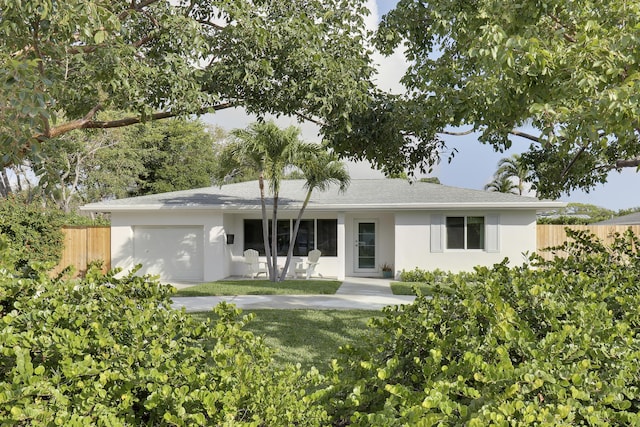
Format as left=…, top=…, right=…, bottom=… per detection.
left=134, top=226, right=203, bottom=281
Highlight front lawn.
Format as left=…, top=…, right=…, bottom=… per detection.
left=193, top=309, right=382, bottom=373
left=174, top=279, right=341, bottom=296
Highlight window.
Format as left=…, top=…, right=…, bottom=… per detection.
left=317, top=219, right=337, bottom=256
left=446, top=216, right=485, bottom=250
left=243, top=219, right=336, bottom=256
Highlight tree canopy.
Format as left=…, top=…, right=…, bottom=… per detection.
left=6, top=117, right=223, bottom=211
left=375, top=0, right=640, bottom=197
left=0, top=0, right=374, bottom=167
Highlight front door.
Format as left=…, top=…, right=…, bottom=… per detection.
left=354, top=220, right=377, bottom=273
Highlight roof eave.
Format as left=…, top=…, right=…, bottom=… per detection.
left=80, top=200, right=567, bottom=213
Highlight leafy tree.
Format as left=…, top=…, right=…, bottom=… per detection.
left=214, top=122, right=315, bottom=281
left=278, top=149, right=350, bottom=280
left=0, top=0, right=374, bottom=170
left=6, top=117, right=223, bottom=210
left=0, top=195, right=64, bottom=270
left=215, top=122, right=350, bottom=282
left=495, top=154, right=529, bottom=195
left=126, top=119, right=222, bottom=196
left=374, top=0, right=640, bottom=197
left=538, top=202, right=615, bottom=224
left=419, top=177, right=441, bottom=184
left=484, top=174, right=518, bottom=194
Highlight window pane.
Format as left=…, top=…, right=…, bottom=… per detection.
left=317, top=219, right=337, bottom=256
left=446, top=217, right=465, bottom=249
left=467, top=216, right=485, bottom=249
left=244, top=219, right=265, bottom=255
left=276, top=220, right=290, bottom=256
left=293, top=220, right=314, bottom=256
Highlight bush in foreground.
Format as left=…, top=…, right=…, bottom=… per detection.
left=0, top=256, right=327, bottom=425
left=325, top=230, right=640, bottom=426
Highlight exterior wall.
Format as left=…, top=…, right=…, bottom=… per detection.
left=395, top=210, right=537, bottom=274
left=111, top=210, right=226, bottom=282
left=111, top=208, right=538, bottom=282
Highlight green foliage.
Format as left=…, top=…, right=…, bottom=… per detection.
left=537, top=216, right=592, bottom=225
left=127, top=119, right=222, bottom=197
left=538, top=202, right=615, bottom=224
left=398, top=267, right=450, bottom=283
left=0, top=261, right=328, bottom=425
left=1, top=0, right=374, bottom=171
left=325, top=230, right=640, bottom=426
left=419, top=177, right=441, bottom=184
left=61, top=212, right=110, bottom=226
left=0, top=195, right=64, bottom=269
left=376, top=0, right=640, bottom=197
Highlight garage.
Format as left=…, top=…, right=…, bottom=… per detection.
left=133, top=226, right=204, bottom=281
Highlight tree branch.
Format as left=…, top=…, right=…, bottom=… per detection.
left=615, top=157, right=640, bottom=169
left=440, top=128, right=475, bottom=136
left=548, top=14, right=577, bottom=43
left=509, top=129, right=541, bottom=143
left=35, top=102, right=235, bottom=141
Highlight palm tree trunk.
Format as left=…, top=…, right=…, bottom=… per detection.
left=258, top=173, right=274, bottom=279
left=271, top=192, right=280, bottom=282
left=279, top=190, right=312, bottom=281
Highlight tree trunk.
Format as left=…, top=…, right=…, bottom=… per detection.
left=258, top=172, right=274, bottom=280
left=279, top=190, right=312, bottom=281
left=271, top=192, right=280, bottom=282
left=0, top=168, right=12, bottom=198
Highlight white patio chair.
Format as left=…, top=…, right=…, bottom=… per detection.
left=295, top=249, right=321, bottom=280
left=242, top=249, right=267, bottom=279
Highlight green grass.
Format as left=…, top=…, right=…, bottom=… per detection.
left=193, top=309, right=383, bottom=373
left=174, top=279, right=342, bottom=296
left=391, top=281, right=454, bottom=296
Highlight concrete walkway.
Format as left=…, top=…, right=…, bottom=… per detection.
left=171, top=277, right=416, bottom=312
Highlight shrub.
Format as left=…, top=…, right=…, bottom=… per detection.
left=0, top=195, right=64, bottom=270
left=399, top=267, right=450, bottom=283
left=325, top=230, right=640, bottom=426
left=0, top=259, right=327, bottom=425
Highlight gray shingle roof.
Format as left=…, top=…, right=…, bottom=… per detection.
left=81, top=179, right=564, bottom=212
left=594, top=212, right=640, bottom=225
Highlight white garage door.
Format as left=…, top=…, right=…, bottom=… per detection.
left=133, top=226, right=204, bottom=281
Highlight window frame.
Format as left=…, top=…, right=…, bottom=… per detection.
left=445, top=216, right=486, bottom=250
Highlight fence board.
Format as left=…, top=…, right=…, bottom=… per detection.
left=52, top=226, right=110, bottom=277
left=536, top=224, right=640, bottom=261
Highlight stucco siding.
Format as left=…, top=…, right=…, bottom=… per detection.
left=395, top=210, right=537, bottom=274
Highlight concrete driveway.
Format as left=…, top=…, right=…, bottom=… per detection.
left=171, top=277, right=416, bottom=312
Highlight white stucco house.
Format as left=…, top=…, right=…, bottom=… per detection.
left=81, top=179, right=564, bottom=282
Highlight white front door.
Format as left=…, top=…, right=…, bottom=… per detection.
left=354, top=220, right=377, bottom=273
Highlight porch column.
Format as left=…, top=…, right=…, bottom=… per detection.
left=337, top=212, right=346, bottom=280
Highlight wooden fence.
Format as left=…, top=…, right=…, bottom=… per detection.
left=52, top=226, right=111, bottom=277
left=53, top=225, right=638, bottom=275
left=536, top=224, right=640, bottom=261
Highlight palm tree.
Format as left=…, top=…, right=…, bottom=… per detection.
left=278, top=149, right=350, bottom=280
left=495, top=154, right=529, bottom=195
left=484, top=173, right=518, bottom=194
left=213, top=121, right=315, bottom=281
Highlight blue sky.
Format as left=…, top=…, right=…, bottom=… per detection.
left=205, top=0, right=640, bottom=211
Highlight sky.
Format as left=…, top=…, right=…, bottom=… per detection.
left=203, top=0, right=640, bottom=212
